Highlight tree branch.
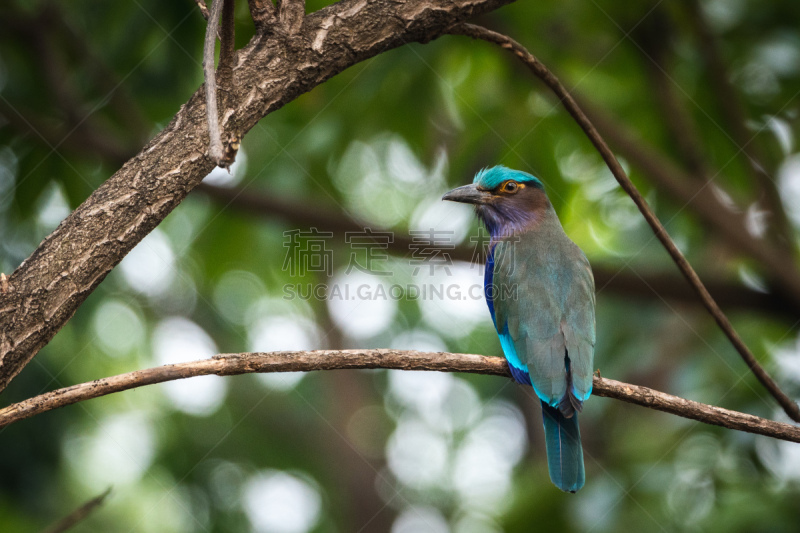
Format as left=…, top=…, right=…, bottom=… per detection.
left=449, top=23, right=800, bottom=422
left=194, top=0, right=211, bottom=20
left=219, top=0, right=236, bottom=85
left=0, top=350, right=798, bottom=443
left=247, top=0, right=276, bottom=31
left=43, top=487, right=112, bottom=533
left=0, top=0, right=514, bottom=394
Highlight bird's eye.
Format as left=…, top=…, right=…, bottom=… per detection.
left=502, top=181, right=519, bottom=193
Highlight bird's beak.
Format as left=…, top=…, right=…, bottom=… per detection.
left=441, top=184, right=492, bottom=205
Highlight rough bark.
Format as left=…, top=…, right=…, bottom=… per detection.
left=0, top=0, right=514, bottom=393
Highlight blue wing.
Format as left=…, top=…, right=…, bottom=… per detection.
left=486, top=244, right=531, bottom=386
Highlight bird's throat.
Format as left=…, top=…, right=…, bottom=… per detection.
left=476, top=203, right=543, bottom=240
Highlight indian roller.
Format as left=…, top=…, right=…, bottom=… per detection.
left=442, top=166, right=595, bottom=493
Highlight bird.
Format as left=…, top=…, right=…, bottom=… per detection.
left=442, top=165, right=595, bottom=493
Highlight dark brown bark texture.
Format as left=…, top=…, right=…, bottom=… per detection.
left=0, top=0, right=514, bottom=393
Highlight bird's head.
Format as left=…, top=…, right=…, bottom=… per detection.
left=442, top=166, right=550, bottom=237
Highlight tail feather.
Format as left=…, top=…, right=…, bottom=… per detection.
left=558, top=354, right=584, bottom=418
left=557, top=388, right=583, bottom=418
left=541, top=401, right=585, bottom=493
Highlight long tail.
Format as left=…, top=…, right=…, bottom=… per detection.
left=541, top=402, right=585, bottom=493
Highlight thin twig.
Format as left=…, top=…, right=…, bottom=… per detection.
left=194, top=0, right=211, bottom=20
left=203, top=0, right=226, bottom=163
left=43, top=487, right=112, bottom=533
left=0, top=350, right=798, bottom=443
left=449, top=23, right=800, bottom=422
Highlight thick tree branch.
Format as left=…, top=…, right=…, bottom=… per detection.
left=0, top=350, right=798, bottom=443
left=449, top=23, right=800, bottom=422
left=0, top=0, right=515, bottom=394
left=198, top=182, right=800, bottom=318
left=218, top=0, right=240, bottom=166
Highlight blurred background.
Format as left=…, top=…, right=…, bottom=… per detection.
left=2, top=0, right=800, bottom=531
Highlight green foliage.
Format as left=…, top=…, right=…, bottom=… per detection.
left=2, top=0, right=800, bottom=531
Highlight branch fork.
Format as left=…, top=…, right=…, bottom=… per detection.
left=204, top=0, right=304, bottom=167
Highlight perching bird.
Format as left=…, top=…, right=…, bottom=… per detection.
left=443, top=166, right=595, bottom=493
